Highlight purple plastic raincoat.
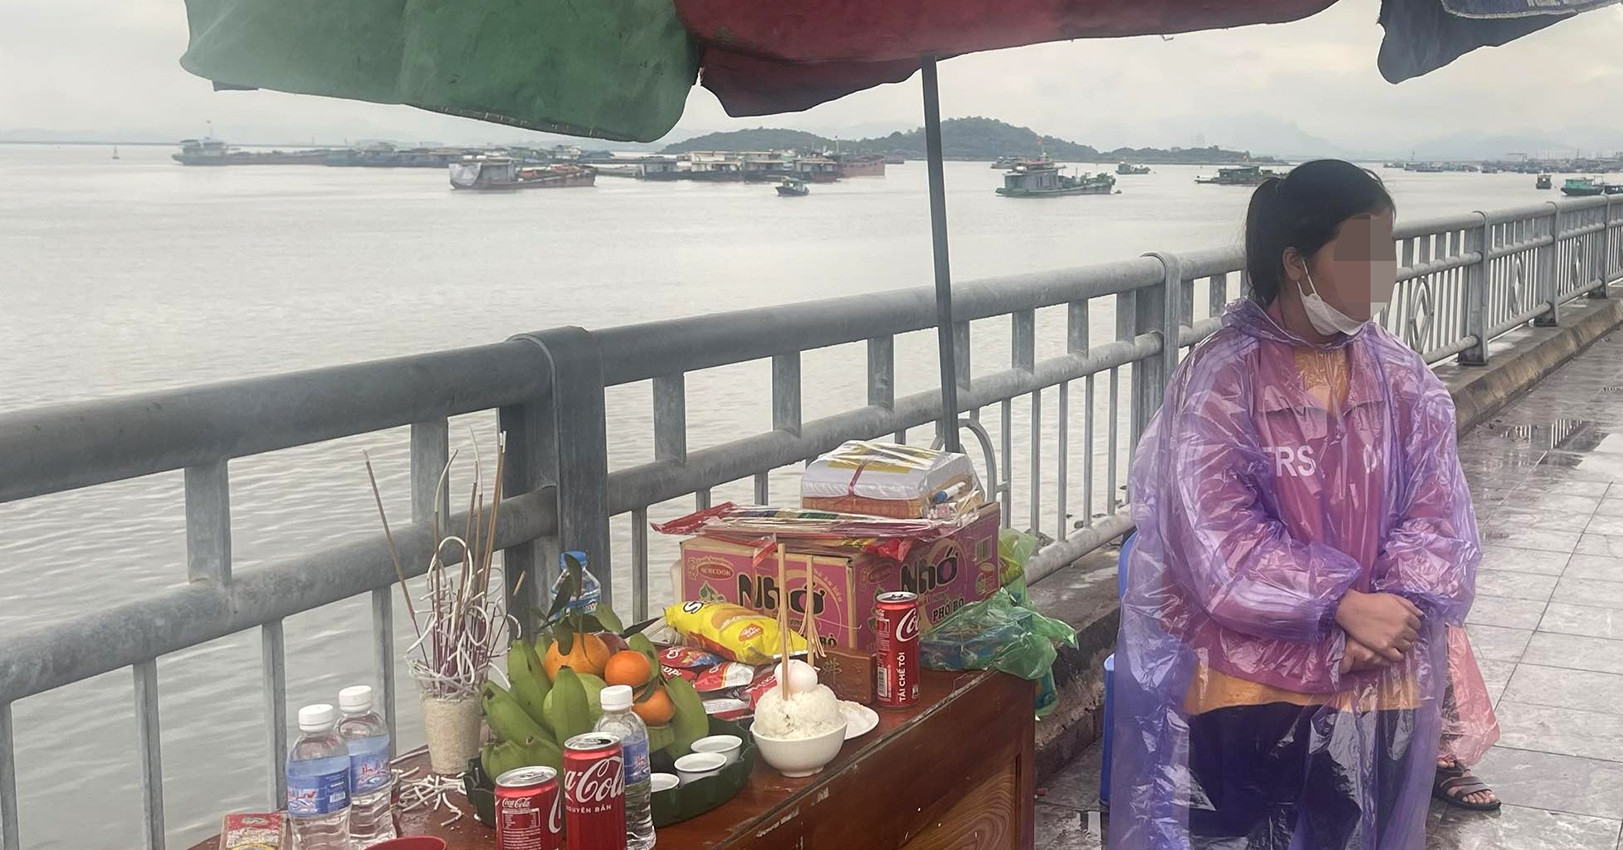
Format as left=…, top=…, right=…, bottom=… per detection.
left=1109, top=300, right=1482, bottom=850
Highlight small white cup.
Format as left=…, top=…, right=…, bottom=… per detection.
left=674, top=752, right=728, bottom=785
left=650, top=773, right=680, bottom=793
left=691, top=734, right=743, bottom=766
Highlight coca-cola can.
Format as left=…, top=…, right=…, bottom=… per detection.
left=563, top=733, right=627, bottom=850
left=495, top=766, right=563, bottom=850
left=874, top=590, right=921, bottom=708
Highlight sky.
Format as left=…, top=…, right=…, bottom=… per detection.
left=2, top=0, right=1621, bottom=156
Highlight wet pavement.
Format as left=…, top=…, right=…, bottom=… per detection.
left=1040, top=330, right=1623, bottom=849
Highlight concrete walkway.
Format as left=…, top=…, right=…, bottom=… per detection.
left=1038, top=329, right=1623, bottom=849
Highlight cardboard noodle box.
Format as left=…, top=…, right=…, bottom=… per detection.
left=678, top=503, right=1001, bottom=651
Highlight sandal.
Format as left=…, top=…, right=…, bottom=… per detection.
left=1433, top=761, right=1502, bottom=811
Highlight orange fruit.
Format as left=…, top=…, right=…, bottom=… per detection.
left=603, top=650, right=653, bottom=688
left=632, top=686, right=676, bottom=726
left=544, top=633, right=610, bottom=681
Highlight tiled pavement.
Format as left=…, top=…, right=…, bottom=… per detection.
left=1041, top=330, right=1623, bottom=849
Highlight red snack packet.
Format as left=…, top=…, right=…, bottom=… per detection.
left=220, top=813, right=284, bottom=850
left=694, top=662, right=758, bottom=693
left=659, top=646, right=724, bottom=670
left=702, top=698, right=752, bottom=721
left=661, top=665, right=699, bottom=683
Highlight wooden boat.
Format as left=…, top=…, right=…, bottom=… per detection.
left=776, top=178, right=810, bottom=196
left=1536, top=174, right=1553, bottom=190
left=996, top=162, right=1115, bottom=197
left=448, top=158, right=595, bottom=190
left=1116, top=162, right=1150, bottom=175
left=1195, top=165, right=1282, bottom=186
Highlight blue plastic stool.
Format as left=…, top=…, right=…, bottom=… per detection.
left=1099, top=533, right=1135, bottom=808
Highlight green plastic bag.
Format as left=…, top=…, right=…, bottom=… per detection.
left=999, top=527, right=1039, bottom=607
left=179, top=0, right=700, bottom=142
left=921, top=588, right=1077, bottom=716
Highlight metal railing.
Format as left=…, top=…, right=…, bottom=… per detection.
left=0, top=195, right=1618, bottom=849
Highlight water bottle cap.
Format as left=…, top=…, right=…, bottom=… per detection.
left=600, top=685, right=633, bottom=712
left=338, top=686, right=374, bottom=712
left=298, top=704, right=336, bottom=731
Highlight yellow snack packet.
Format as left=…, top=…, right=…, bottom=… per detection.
left=664, top=600, right=808, bottom=665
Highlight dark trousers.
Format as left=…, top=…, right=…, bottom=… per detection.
left=1187, top=703, right=1418, bottom=850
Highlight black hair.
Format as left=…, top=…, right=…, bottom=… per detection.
left=1244, top=159, right=1395, bottom=306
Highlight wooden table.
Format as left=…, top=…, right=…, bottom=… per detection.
left=196, top=669, right=1035, bottom=850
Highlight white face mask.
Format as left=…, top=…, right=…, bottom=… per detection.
left=1299, top=271, right=1385, bottom=336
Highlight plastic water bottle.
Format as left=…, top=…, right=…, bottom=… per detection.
left=337, top=686, right=397, bottom=847
left=594, top=685, right=656, bottom=849
left=287, top=704, right=351, bottom=850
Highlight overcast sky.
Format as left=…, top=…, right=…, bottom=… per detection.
left=2, top=0, right=1620, bottom=153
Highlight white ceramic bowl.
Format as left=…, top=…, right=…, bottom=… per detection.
left=649, top=773, right=680, bottom=793
left=691, top=734, right=743, bottom=765
left=750, top=720, right=848, bottom=778
left=674, top=752, right=728, bottom=785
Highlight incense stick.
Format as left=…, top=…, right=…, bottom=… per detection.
left=777, top=543, right=790, bottom=699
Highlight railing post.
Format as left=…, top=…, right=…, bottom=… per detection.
left=1132, top=253, right=1181, bottom=447
left=1537, top=202, right=1561, bottom=326
left=504, top=327, right=611, bottom=622
left=1460, top=211, right=1490, bottom=365
left=1594, top=198, right=1614, bottom=298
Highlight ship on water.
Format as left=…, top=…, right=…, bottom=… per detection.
left=172, top=138, right=332, bottom=166
left=448, top=157, right=596, bottom=190
left=1195, top=165, right=1284, bottom=186
left=835, top=154, right=887, bottom=178
left=996, top=162, right=1116, bottom=197
left=1116, top=163, right=1151, bottom=175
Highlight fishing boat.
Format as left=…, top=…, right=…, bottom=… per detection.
left=1562, top=177, right=1607, bottom=197
left=1116, top=163, right=1151, bottom=175
left=776, top=178, right=810, bottom=197
left=1194, top=165, right=1282, bottom=186
left=1536, top=174, right=1553, bottom=190
left=996, top=162, right=1116, bottom=197
left=991, top=156, right=1022, bottom=170
left=448, top=157, right=595, bottom=190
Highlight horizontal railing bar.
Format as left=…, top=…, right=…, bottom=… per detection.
left=1399, top=251, right=1482, bottom=283
left=0, top=342, right=552, bottom=504
left=1395, top=211, right=1483, bottom=238
left=1557, top=221, right=1609, bottom=240
left=1487, top=304, right=1556, bottom=339
left=0, top=490, right=556, bottom=704
left=1421, top=335, right=1480, bottom=365
left=592, top=259, right=1167, bottom=385
left=1027, top=511, right=1136, bottom=585
left=1485, top=236, right=1553, bottom=262
left=607, top=335, right=1161, bottom=514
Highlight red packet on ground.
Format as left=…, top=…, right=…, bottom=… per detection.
left=220, top=813, right=284, bottom=850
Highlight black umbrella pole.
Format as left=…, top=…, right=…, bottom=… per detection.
left=922, top=56, right=961, bottom=454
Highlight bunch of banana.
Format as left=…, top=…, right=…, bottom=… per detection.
left=480, top=620, right=716, bottom=781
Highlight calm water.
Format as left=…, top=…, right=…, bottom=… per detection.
left=0, top=144, right=1558, bottom=848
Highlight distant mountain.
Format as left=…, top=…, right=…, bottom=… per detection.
left=660, top=117, right=1276, bottom=163
left=664, top=128, right=834, bottom=154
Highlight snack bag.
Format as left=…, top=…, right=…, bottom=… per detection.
left=664, top=600, right=808, bottom=665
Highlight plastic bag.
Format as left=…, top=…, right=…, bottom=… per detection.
left=999, top=527, right=1039, bottom=607
left=801, top=440, right=985, bottom=519
left=921, top=588, right=1076, bottom=716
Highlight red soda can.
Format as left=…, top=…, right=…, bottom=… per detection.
left=874, top=590, right=921, bottom=708
left=562, top=733, right=627, bottom=850
left=495, top=766, right=563, bottom=850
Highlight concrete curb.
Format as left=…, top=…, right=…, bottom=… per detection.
left=1030, top=286, right=1623, bottom=787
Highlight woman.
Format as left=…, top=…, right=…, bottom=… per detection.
left=1108, top=160, right=1491, bottom=849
